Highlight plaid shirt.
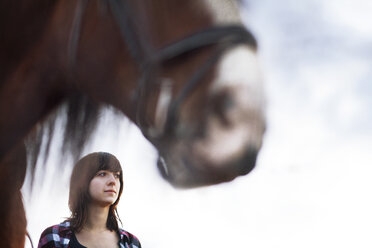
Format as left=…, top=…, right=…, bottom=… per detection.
left=37, top=221, right=141, bottom=248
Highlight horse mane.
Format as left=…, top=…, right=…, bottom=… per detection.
left=25, top=93, right=105, bottom=185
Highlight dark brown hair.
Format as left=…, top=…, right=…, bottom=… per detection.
left=68, top=152, right=123, bottom=232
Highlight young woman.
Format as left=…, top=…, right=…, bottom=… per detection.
left=38, top=152, right=141, bottom=248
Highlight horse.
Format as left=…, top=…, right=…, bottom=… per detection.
left=0, top=0, right=265, bottom=247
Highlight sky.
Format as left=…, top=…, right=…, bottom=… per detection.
left=23, top=0, right=372, bottom=247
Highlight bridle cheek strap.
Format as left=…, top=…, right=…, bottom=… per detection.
left=148, top=78, right=173, bottom=138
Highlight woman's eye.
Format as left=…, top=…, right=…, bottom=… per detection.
left=98, top=172, right=106, bottom=177
left=115, top=174, right=120, bottom=178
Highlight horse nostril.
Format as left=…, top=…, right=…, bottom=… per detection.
left=211, top=90, right=235, bottom=126
left=221, top=93, right=235, bottom=112
left=215, top=91, right=235, bottom=112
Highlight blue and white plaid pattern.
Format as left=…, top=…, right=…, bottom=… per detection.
left=38, top=221, right=141, bottom=248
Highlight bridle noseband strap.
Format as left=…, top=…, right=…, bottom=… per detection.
left=150, top=25, right=257, bottom=63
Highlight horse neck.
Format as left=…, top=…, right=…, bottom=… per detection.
left=0, top=0, right=58, bottom=84
left=0, top=141, right=27, bottom=248
left=0, top=0, right=82, bottom=160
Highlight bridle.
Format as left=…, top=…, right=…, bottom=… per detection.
left=69, top=0, right=257, bottom=138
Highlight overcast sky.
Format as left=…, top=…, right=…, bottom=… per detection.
left=24, top=1, right=372, bottom=247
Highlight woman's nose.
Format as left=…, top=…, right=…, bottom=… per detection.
left=107, top=173, right=116, bottom=185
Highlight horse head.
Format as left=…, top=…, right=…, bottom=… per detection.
left=65, top=0, right=266, bottom=187
left=145, top=0, right=266, bottom=187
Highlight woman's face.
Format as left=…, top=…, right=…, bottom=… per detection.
left=89, top=170, right=121, bottom=207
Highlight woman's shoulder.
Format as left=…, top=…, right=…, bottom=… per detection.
left=38, top=221, right=73, bottom=248
left=118, top=228, right=141, bottom=248
left=40, top=221, right=72, bottom=236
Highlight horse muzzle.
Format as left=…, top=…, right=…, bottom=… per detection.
left=157, top=145, right=259, bottom=188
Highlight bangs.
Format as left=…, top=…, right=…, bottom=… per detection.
left=97, top=152, right=122, bottom=173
